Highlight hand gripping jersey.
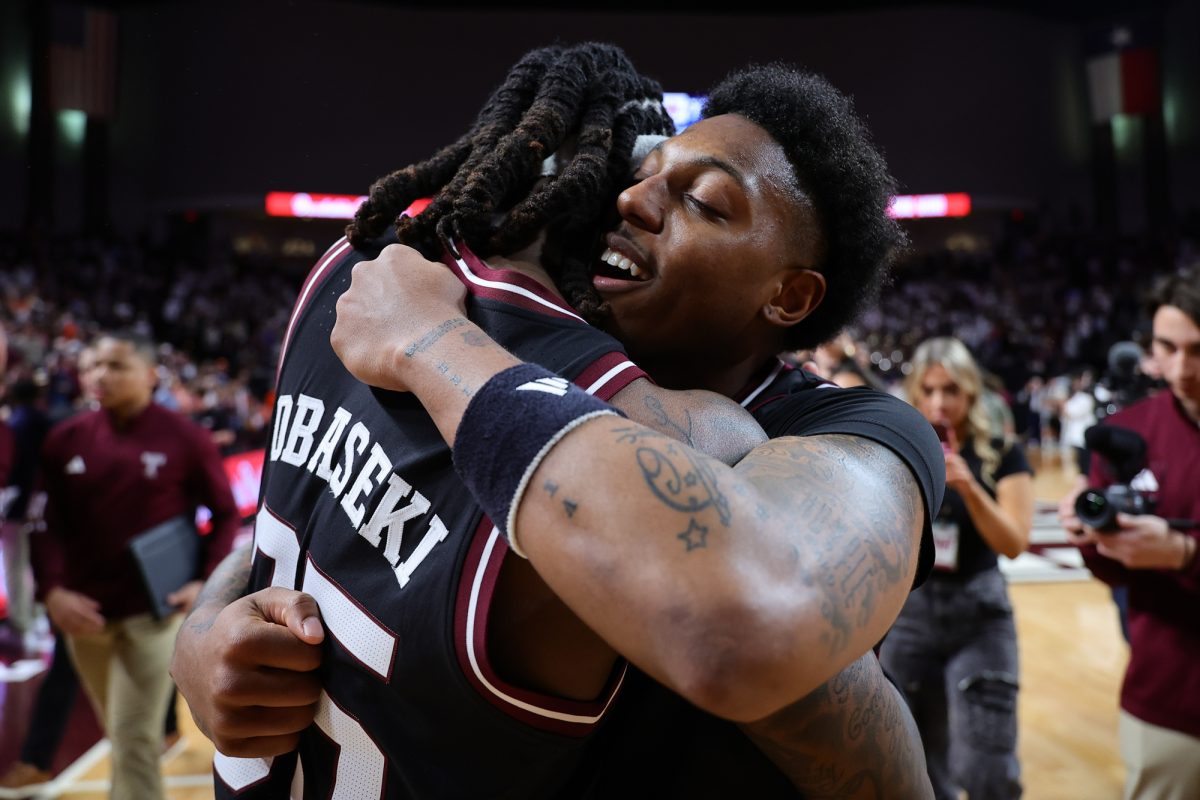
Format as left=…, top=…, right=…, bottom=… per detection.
left=214, top=237, right=646, bottom=800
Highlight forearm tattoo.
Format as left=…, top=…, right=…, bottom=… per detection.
left=186, top=542, right=253, bottom=634
left=461, top=329, right=490, bottom=347
left=408, top=323, right=496, bottom=398
left=435, top=360, right=477, bottom=399
left=403, top=317, right=467, bottom=357
left=741, top=654, right=930, bottom=799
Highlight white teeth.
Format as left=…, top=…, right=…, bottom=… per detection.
left=600, top=247, right=644, bottom=278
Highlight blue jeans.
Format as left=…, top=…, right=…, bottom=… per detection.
left=879, top=568, right=1022, bottom=800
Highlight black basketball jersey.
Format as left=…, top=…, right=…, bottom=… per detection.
left=576, top=360, right=945, bottom=799
left=735, top=358, right=942, bottom=589
left=213, top=238, right=646, bottom=800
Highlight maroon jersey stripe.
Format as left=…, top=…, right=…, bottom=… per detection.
left=453, top=517, right=626, bottom=737
left=441, top=243, right=585, bottom=322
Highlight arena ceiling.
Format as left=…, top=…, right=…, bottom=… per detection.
left=361, top=0, right=1163, bottom=22
left=100, top=0, right=1168, bottom=21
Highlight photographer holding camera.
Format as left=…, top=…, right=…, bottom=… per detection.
left=1059, top=269, right=1200, bottom=800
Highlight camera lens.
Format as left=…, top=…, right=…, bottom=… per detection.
left=1075, top=489, right=1117, bottom=531
left=1080, top=494, right=1104, bottom=516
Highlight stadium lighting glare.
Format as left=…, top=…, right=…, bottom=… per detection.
left=57, top=109, right=86, bottom=147
left=887, top=193, right=972, bottom=219
left=662, top=92, right=705, bottom=132
left=11, top=72, right=31, bottom=136
left=266, top=191, right=367, bottom=219
left=267, top=190, right=974, bottom=221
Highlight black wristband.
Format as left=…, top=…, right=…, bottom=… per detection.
left=451, top=363, right=622, bottom=557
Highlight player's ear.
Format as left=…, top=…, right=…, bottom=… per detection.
left=763, top=269, right=825, bottom=329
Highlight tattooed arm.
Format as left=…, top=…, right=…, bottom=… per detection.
left=332, top=256, right=925, bottom=722
left=509, top=426, right=923, bottom=721
left=601, top=375, right=767, bottom=465
left=177, top=541, right=255, bottom=637
left=742, top=652, right=933, bottom=799
left=170, top=542, right=326, bottom=756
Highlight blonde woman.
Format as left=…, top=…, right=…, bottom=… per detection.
left=880, top=336, right=1034, bottom=800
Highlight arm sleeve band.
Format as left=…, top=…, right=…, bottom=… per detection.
left=451, top=363, right=623, bottom=558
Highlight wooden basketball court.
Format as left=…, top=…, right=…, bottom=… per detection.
left=0, top=450, right=1128, bottom=799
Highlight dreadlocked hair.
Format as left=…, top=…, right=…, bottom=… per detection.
left=346, top=42, right=675, bottom=318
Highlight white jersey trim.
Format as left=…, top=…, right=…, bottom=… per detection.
left=452, top=254, right=586, bottom=322
left=465, top=526, right=625, bottom=724
left=739, top=358, right=787, bottom=408
left=583, top=360, right=638, bottom=395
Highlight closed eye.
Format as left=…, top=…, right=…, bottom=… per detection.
left=685, top=193, right=720, bottom=219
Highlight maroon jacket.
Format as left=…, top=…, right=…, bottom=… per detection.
left=0, top=421, right=14, bottom=491
left=33, top=403, right=240, bottom=619
left=1082, top=388, right=1200, bottom=738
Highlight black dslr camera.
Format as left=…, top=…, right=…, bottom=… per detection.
left=1073, top=425, right=1153, bottom=532
left=1074, top=485, right=1154, bottom=532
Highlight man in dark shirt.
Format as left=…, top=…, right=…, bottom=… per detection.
left=32, top=331, right=240, bottom=800
left=1061, top=270, right=1200, bottom=799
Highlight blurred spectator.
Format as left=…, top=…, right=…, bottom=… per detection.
left=1011, top=374, right=1045, bottom=446
left=1, top=379, right=51, bottom=636
left=1060, top=368, right=1100, bottom=476
left=0, top=348, right=181, bottom=796
left=981, top=370, right=1017, bottom=444
left=1059, top=270, right=1200, bottom=800
left=881, top=336, right=1034, bottom=800
left=29, top=331, right=240, bottom=800
left=829, top=357, right=886, bottom=390
left=0, top=234, right=284, bottom=454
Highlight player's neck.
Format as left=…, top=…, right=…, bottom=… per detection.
left=484, top=254, right=567, bottom=303
left=638, top=328, right=786, bottom=399
left=642, top=350, right=775, bottom=400
left=104, top=396, right=152, bottom=427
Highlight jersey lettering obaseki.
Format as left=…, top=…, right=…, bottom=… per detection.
left=213, top=236, right=646, bottom=800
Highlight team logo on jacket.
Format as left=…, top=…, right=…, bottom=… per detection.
left=142, top=452, right=168, bottom=478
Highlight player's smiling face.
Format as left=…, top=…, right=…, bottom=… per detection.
left=592, top=114, right=823, bottom=376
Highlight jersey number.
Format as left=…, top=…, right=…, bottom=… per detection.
left=214, top=507, right=394, bottom=799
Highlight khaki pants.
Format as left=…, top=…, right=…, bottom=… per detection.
left=1119, top=709, right=1200, bottom=800
left=1, top=521, right=33, bottom=633
left=67, top=612, right=182, bottom=800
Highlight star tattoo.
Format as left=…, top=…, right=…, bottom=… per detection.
left=677, top=518, right=709, bottom=552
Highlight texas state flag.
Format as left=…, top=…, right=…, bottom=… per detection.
left=1085, top=25, right=1161, bottom=124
